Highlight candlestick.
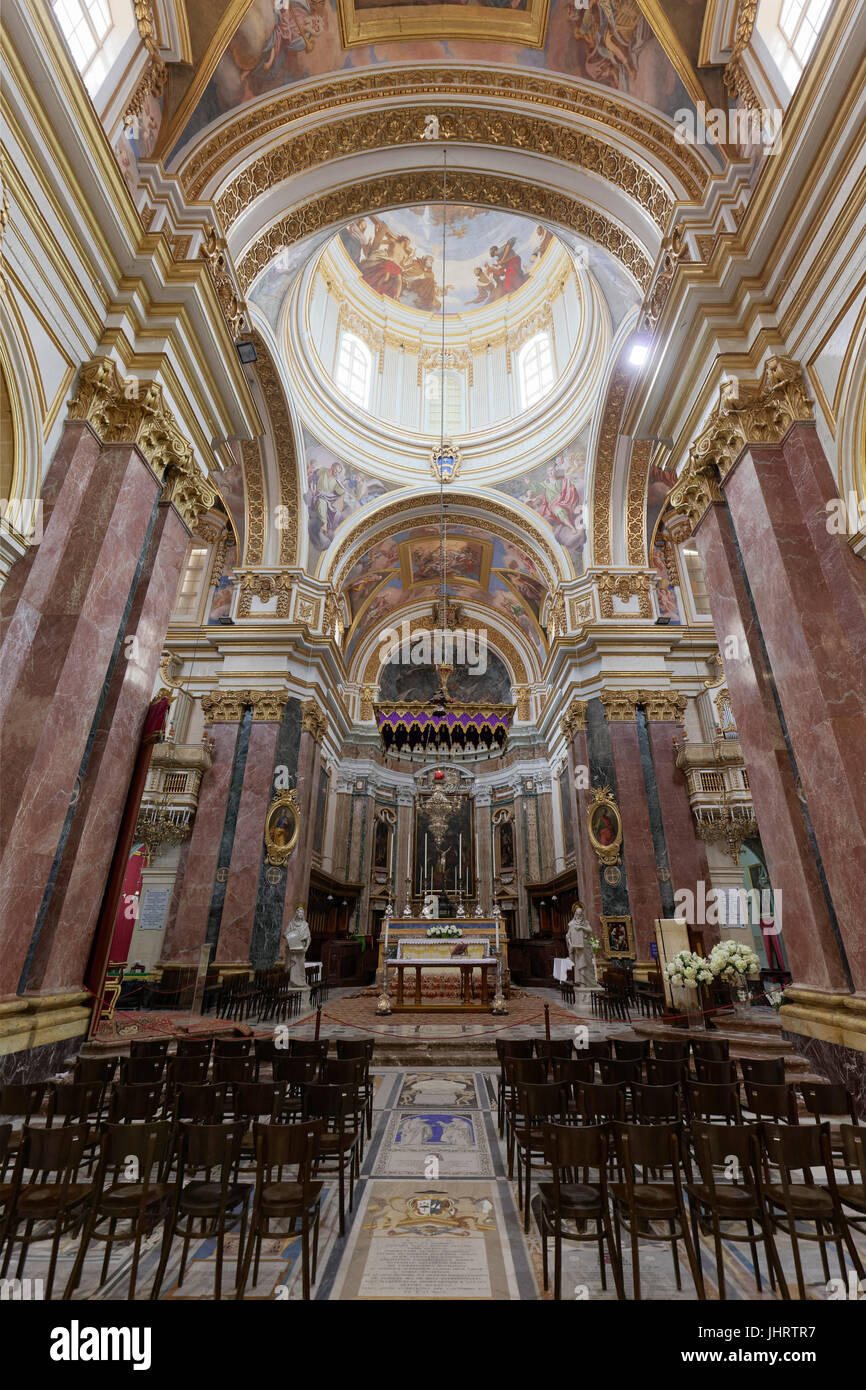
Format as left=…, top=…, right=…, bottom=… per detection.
left=458, top=833, right=462, bottom=879
left=424, top=834, right=428, bottom=882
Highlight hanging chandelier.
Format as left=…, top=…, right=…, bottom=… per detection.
left=374, top=157, right=513, bottom=759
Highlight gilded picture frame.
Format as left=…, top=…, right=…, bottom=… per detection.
left=264, top=789, right=300, bottom=866
left=587, top=786, right=623, bottom=867
left=601, top=915, right=635, bottom=960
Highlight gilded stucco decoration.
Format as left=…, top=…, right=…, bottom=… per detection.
left=216, top=109, right=672, bottom=236
left=669, top=357, right=814, bottom=532
left=236, top=172, right=653, bottom=298
left=626, top=439, right=654, bottom=565
left=600, top=689, right=640, bottom=722
left=591, top=361, right=629, bottom=568
left=595, top=570, right=654, bottom=619
left=67, top=357, right=215, bottom=528
left=723, top=3, right=761, bottom=113
left=637, top=689, right=688, bottom=723
left=248, top=329, right=300, bottom=568
left=179, top=70, right=707, bottom=204
left=124, top=2, right=167, bottom=130
left=201, top=688, right=288, bottom=723
left=240, top=438, right=266, bottom=566
left=301, top=699, right=329, bottom=743
left=560, top=696, right=587, bottom=740
left=235, top=570, right=294, bottom=618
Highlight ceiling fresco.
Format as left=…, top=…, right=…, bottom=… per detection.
left=494, top=425, right=589, bottom=572
left=169, top=0, right=697, bottom=158
left=302, top=429, right=396, bottom=564
left=337, top=205, right=554, bottom=314
left=341, top=522, right=549, bottom=662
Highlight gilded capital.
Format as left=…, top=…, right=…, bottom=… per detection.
left=637, top=689, right=688, bottom=723
left=301, top=699, right=328, bottom=743
left=512, top=684, right=531, bottom=721
left=249, top=689, right=289, bottom=722
left=201, top=689, right=250, bottom=724
left=600, top=689, right=640, bottom=722
left=560, top=696, right=587, bottom=740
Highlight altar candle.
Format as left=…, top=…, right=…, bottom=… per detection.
left=424, top=834, right=428, bottom=883
left=458, top=833, right=462, bottom=878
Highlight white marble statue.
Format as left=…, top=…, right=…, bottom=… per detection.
left=420, top=892, right=438, bottom=920
left=565, top=903, right=597, bottom=990
left=284, top=904, right=312, bottom=987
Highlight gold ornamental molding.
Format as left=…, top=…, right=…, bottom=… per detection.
left=301, top=699, right=329, bottom=744
left=67, top=357, right=215, bottom=528
left=180, top=68, right=708, bottom=204
left=595, top=570, right=654, bottom=619
left=216, top=107, right=672, bottom=236
left=511, top=685, right=532, bottom=722
left=249, top=329, right=300, bottom=568
left=723, top=3, right=761, bottom=112
left=125, top=2, right=167, bottom=129
left=240, top=437, right=266, bottom=567
left=359, top=683, right=379, bottom=722
left=201, top=688, right=289, bottom=723
left=337, top=0, right=549, bottom=49
left=592, top=361, right=629, bottom=568
left=235, top=570, right=294, bottom=619
left=626, top=439, right=654, bottom=566
left=637, top=689, right=688, bottom=723
left=600, top=689, right=641, bottom=723
left=236, top=171, right=653, bottom=297
left=560, top=697, right=587, bottom=741
left=669, top=356, right=814, bottom=532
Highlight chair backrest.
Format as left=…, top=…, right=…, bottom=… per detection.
left=121, top=1057, right=166, bottom=1085
left=303, top=1082, right=356, bottom=1128
left=505, top=1057, right=547, bottom=1087
left=175, top=1039, right=213, bottom=1060
left=0, top=1082, right=46, bottom=1121
left=582, top=1040, right=613, bottom=1061
left=744, top=1081, right=798, bottom=1123
left=336, top=1039, right=375, bottom=1062
left=291, top=1040, right=330, bottom=1060
left=541, top=1120, right=608, bottom=1180
left=839, top=1124, right=865, bottom=1179
left=14, top=1122, right=89, bottom=1181
left=798, top=1081, right=855, bottom=1122
left=166, top=1057, right=209, bottom=1087
left=760, top=1120, right=832, bottom=1185
left=694, top=1057, right=738, bottom=1084
left=253, top=1119, right=323, bottom=1183
left=98, top=1120, right=170, bottom=1183
left=579, top=1080, right=627, bottom=1122
left=551, top=1057, right=595, bottom=1086
left=273, top=1056, right=319, bottom=1088
left=613, top=1120, right=682, bottom=1180
left=631, top=1082, right=681, bottom=1122
left=690, top=1119, right=762, bottom=1191
left=213, top=1038, right=252, bottom=1058
left=74, top=1057, right=118, bottom=1085
left=254, top=1038, right=280, bottom=1063
left=686, top=1080, right=742, bottom=1122
left=535, top=1040, right=573, bottom=1061
left=739, top=1057, right=786, bottom=1086
left=108, top=1082, right=163, bottom=1123
left=129, top=1039, right=169, bottom=1059
left=173, top=1083, right=228, bottom=1123
left=692, top=1038, right=730, bottom=1063
left=598, top=1057, right=643, bottom=1086
left=516, top=1081, right=568, bottom=1125
left=321, top=1058, right=366, bottom=1086
left=178, top=1120, right=245, bottom=1181
left=646, top=1058, right=688, bottom=1088
left=232, top=1081, right=286, bottom=1122
left=614, top=1039, right=651, bottom=1061
left=46, top=1081, right=103, bottom=1124
left=652, top=1040, right=690, bottom=1062
left=213, top=1057, right=255, bottom=1086
left=0, top=1122, right=11, bottom=1169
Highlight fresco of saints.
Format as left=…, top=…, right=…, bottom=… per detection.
left=521, top=454, right=587, bottom=554
left=571, top=0, right=647, bottom=90
left=358, top=218, right=415, bottom=300
left=238, top=0, right=324, bottom=79
left=305, top=457, right=347, bottom=550
left=487, top=238, right=529, bottom=298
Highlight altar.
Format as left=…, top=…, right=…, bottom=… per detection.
left=377, top=917, right=506, bottom=1011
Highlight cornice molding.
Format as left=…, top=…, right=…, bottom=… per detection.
left=669, top=356, right=814, bottom=531
left=67, top=357, right=215, bottom=527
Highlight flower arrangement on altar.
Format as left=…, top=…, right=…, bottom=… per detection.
left=427, top=924, right=463, bottom=939
left=708, top=939, right=761, bottom=985
left=665, top=950, right=714, bottom=990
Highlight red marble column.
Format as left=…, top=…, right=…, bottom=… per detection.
left=281, top=724, right=319, bottom=936
left=647, top=720, right=713, bottom=931
left=693, top=498, right=847, bottom=992
left=723, top=423, right=866, bottom=989
left=161, top=721, right=238, bottom=964
left=569, top=728, right=603, bottom=926
left=608, top=720, right=664, bottom=957
left=0, top=428, right=164, bottom=995
left=217, top=718, right=281, bottom=963
left=24, top=501, right=190, bottom=993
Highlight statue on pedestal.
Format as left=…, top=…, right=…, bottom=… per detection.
left=284, top=903, right=311, bottom=987
left=565, top=903, right=597, bottom=990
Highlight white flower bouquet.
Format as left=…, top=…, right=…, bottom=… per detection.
left=427, top=924, right=463, bottom=939
left=665, top=949, right=714, bottom=991
left=708, top=939, right=761, bottom=984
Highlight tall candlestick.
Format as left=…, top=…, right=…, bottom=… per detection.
left=458, top=833, right=462, bottom=879
left=424, top=834, right=428, bottom=884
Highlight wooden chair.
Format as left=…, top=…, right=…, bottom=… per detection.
left=335, top=1040, right=375, bottom=1138
left=175, top=1039, right=213, bottom=1061
left=290, top=1040, right=330, bottom=1062
left=212, top=1057, right=255, bottom=1090
left=213, top=1038, right=252, bottom=1059
left=512, top=1081, right=568, bottom=1231
left=695, top=1057, right=739, bottom=1085
left=253, top=1036, right=281, bottom=1080
left=632, top=1083, right=682, bottom=1125
left=610, top=1122, right=704, bottom=1301
left=120, top=1056, right=166, bottom=1087
left=503, top=1057, right=547, bottom=1172
left=0, top=1123, right=91, bottom=1298
left=534, top=1039, right=573, bottom=1072
left=321, top=1058, right=370, bottom=1149
left=151, top=1120, right=252, bottom=1300
left=693, top=1039, right=730, bottom=1063
left=760, top=1120, right=864, bottom=1299
left=685, top=1120, right=787, bottom=1300
left=232, top=1082, right=287, bottom=1175
left=302, top=1083, right=362, bottom=1236
left=273, top=1057, right=319, bottom=1119
left=837, top=1126, right=866, bottom=1235
left=582, top=1040, right=614, bottom=1061
left=614, top=1039, right=651, bottom=1061
left=46, top=1081, right=104, bottom=1170
left=129, top=1039, right=169, bottom=1059
left=236, top=1121, right=324, bottom=1301
left=797, top=1082, right=859, bottom=1168
left=686, top=1081, right=742, bottom=1125
left=73, top=1056, right=119, bottom=1089
left=63, top=1120, right=174, bottom=1300
left=578, top=1080, right=627, bottom=1126
left=0, top=1084, right=47, bottom=1180
left=743, top=1081, right=799, bottom=1125
left=739, top=1057, right=786, bottom=1086
left=646, top=1058, right=688, bottom=1089
left=537, top=1121, right=624, bottom=1300
left=598, top=1057, right=644, bottom=1087
left=495, top=1039, right=535, bottom=1137
left=165, top=1055, right=209, bottom=1099
left=108, top=1082, right=163, bottom=1124
left=652, top=1040, right=690, bottom=1062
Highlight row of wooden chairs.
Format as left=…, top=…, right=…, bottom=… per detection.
left=526, top=1112, right=866, bottom=1300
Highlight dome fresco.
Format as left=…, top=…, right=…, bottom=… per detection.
left=336, top=206, right=556, bottom=315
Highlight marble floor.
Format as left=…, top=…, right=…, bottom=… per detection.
left=9, top=1055, right=865, bottom=1302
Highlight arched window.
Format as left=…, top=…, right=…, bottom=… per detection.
left=518, top=332, right=554, bottom=409
left=424, top=370, right=463, bottom=434
left=335, top=332, right=372, bottom=409
left=173, top=543, right=209, bottom=620
left=52, top=0, right=114, bottom=87
left=759, top=0, right=831, bottom=92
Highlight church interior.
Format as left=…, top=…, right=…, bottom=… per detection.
left=2, top=0, right=866, bottom=1327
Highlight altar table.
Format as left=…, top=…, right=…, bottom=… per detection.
left=391, top=957, right=497, bottom=1011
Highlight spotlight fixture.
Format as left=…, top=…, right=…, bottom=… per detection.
left=629, top=341, right=649, bottom=367
left=236, top=341, right=257, bottom=364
